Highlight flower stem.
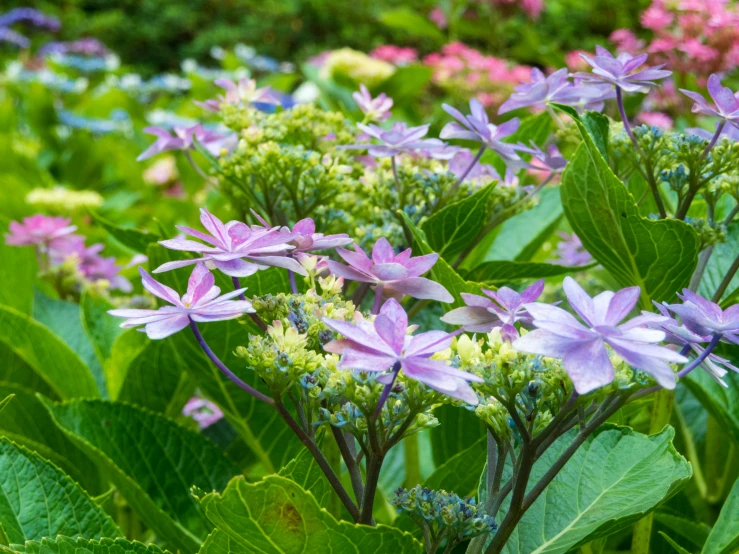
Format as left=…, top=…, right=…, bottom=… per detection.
left=231, top=276, right=267, bottom=331
left=188, top=318, right=273, bottom=404
left=288, top=270, right=298, bottom=294
left=391, top=155, right=399, bottom=187
left=453, top=145, right=486, bottom=190
left=185, top=150, right=212, bottom=181
left=677, top=334, right=723, bottom=379
left=372, top=284, right=384, bottom=315
left=373, top=361, right=401, bottom=419
left=702, top=120, right=726, bottom=159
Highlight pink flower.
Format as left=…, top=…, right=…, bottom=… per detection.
left=323, top=298, right=482, bottom=404
left=429, top=8, right=447, bottom=29
left=610, top=29, right=645, bottom=54
left=154, top=208, right=307, bottom=277
left=109, top=263, right=254, bottom=339
left=6, top=215, right=77, bottom=248
left=641, top=2, right=673, bottom=30
left=137, top=125, right=236, bottom=161
left=680, top=39, right=719, bottom=63
left=352, top=84, right=393, bottom=122
left=288, top=218, right=353, bottom=253
left=183, top=397, right=224, bottom=428
left=637, top=111, right=674, bottom=129
left=370, top=45, right=418, bottom=66
left=327, top=238, right=453, bottom=303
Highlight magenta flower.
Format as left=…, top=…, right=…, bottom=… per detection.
left=183, top=397, right=224, bottom=428
left=575, top=46, right=672, bottom=93
left=680, top=74, right=739, bottom=129
left=513, top=277, right=687, bottom=394
left=352, top=84, right=393, bottom=122
left=441, top=99, right=521, bottom=160
left=667, top=289, right=739, bottom=343
left=327, top=238, right=453, bottom=303
left=154, top=208, right=307, bottom=277
left=137, top=124, right=237, bottom=161
left=441, top=280, right=544, bottom=341
left=195, top=77, right=281, bottom=112
left=323, top=298, right=482, bottom=404
left=108, top=263, right=254, bottom=339
left=289, top=218, right=353, bottom=253
left=109, top=263, right=253, bottom=339
left=6, top=215, right=77, bottom=249
left=342, top=122, right=445, bottom=158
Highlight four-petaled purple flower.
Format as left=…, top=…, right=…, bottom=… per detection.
left=353, top=84, right=393, bottom=122
left=109, top=263, right=254, bottom=339
left=441, top=99, right=521, bottom=160
left=196, top=77, right=281, bottom=112
left=667, top=289, right=739, bottom=343
left=680, top=74, right=739, bottom=129
left=575, top=46, right=672, bottom=93
left=441, top=280, right=544, bottom=341
left=343, top=122, right=445, bottom=158
left=5, top=215, right=77, bottom=249
left=137, top=124, right=237, bottom=161
left=513, top=277, right=687, bottom=394
left=323, top=298, right=482, bottom=404
left=327, top=238, right=453, bottom=303
left=154, top=208, right=307, bottom=277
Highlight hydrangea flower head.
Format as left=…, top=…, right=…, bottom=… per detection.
left=352, top=84, right=393, bottom=122
left=323, top=298, right=482, bottom=404
left=343, top=122, right=444, bottom=157
left=513, top=277, right=687, bottom=393
left=328, top=238, right=453, bottom=303
left=109, top=263, right=254, bottom=339
left=441, top=280, right=544, bottom=341
left=154, top=208, right=307, bottom=277
left=137, top=124, right=236, bottom=161
left=6, top=215, right=77, bottom=248
left=441, top=99, right=520, bottom=160
left=575, top=46, right=672, bottom=93
left=680, top=74, right=739, bottom=128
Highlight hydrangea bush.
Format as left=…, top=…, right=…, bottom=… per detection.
left=2, top=7, right=739, bottom=554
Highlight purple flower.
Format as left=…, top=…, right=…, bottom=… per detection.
left=549, top=232, right=593, bottom=267
left=353, top=84, right=393, bottom=122
left=666, top=289, right=739, bottom=343
left=687, top=123, right=739, bottom=143
left=5, top=215, right=77, bottom=248
left=154, top=208, right=307, bottom=277
left=680, top=74, right=739, bottom=129
left=575, top=46, right=671, bottom=93
left=137, top=125, right=236, bottom=161
left=289, top=218, right=353, bottom=253
left=441, top=99, right=521, bottom=160
left=38, top=37, right=108, bottom=57
left=327, top=238, right=453, bottom=303
left=109, top=263, right=254, bottom=339
left=64, top=241, right=132, bottom=292
left=342, top=122, right=445, bottom=158
left=441, top=280, right=544, bottom=341
left=195, top=78, right=280, bottom=112
left=0, top=8, right=60, bottom=31
left=515, top=143, right=568, bottom=173
left=183, top=397, right=224, bottom=428
left=513, top=277, right=687, bottom=394
left=323, top=298, right=482, bottom=404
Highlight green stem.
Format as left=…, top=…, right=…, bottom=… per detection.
left=403, top=433, right=422, bottom=488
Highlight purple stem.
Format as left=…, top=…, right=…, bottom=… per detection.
left=616, top=87, right=638, bottom=147
left=372, top=285, right=384, bottom=315
left=453, top=145, right=486, bottom=190
left=288, top=270, right=298, bottom=294
left=391, top=156, right=399, bottom=186
left=702, top=120, right=726, bottom=159
left=373, top=361, right=402, bottom=419
left=231, top=276, right=267, bottom=331
left=188, top=318, right=273, bottom=404
left=677, top=334, right=723, bottom=379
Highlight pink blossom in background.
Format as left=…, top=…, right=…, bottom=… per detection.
left=429, top=8, right=447, bottom=29
left=492, top=0, right=543, bottom=19
left=565, top=50, right=592, bottom=72
left=183, top=397, right=223, bottom=428
left=610, top=29, right=645, bottom=55
left=637, top=111, right=674, bottom=130
left=370, top=45, right=418, bottom=66
left=6, top=215, right=77, bottom=249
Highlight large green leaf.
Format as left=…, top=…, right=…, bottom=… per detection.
left=465, top=260, right=591, bottom=283
left=683, top=371, right=739, bottom=444
left=0, top=305, right=99, bottom=399
left=557, top=107, right=699, bottom=305
left=81, top=292, right=123, bottom=369
left=498, top=426, right=691, bottom=554
left=422, top=182, right=496, bottom=261
left=430, top=404, right=484, bottom=466
left=199, top=475, right=423, bottom=554
left=90, top=211, right=160, bottom=254
left=0, top=438, right=120, bottom=544
left=43, top=399, right=239, bottom=554
left=698, top=224, right=739, bottom=305
left=8, top=536, right=170, bottom=554
left=702, top=476, right=739, bottom=554
left=277, top=447, right=332, bottom=508
left=0, top=230, right=36, bottom=315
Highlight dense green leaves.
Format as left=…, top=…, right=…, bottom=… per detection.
left=43, top=400, right=239, bottom=554
left=199, top=476, right=423, bottom=554
left=701, top=477, right=739, bottom=554
left=8, top=536, right=170, bottom=554
left=498, top=427, right=691, bottom=554
left=0, top=438, right=120, bottom=544
left=422, top=182, right=496, bottom=261
left=465, top=260, right=591, bottom=283
left=557, top=107, right=699, bottom=304
left=0, top=305, right=99, bottom=399
left=377, top=8, right=445, bottom=42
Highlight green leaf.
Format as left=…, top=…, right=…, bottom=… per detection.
left=465, top=260, right=592, bottom=283
left=7, top=536, right=170, bottom=554
left=552, top=104, right=609, bottom=158
left=43, top=399, right=239, bottom=554
left=425, top=436, right=486, bottom=496
left=33, top=290, right=107, bottom=397
left=422, top=182, right=497, bottom=261
left=0, top=437, right=120, bottom=543
left=653, top=510, right=710, bottom=549
left=378, top=8, right=445, bottom=42
left=499, top=426, right=691, bottom=554
left=660, top=532, right=694, bottom=554
left=556, top=106, right=699, bottom=305
left=701, top=476, right=739, bottom=554
left=401, top=212, right=483, bottom=307
left=381, top=66, right=433, bottom=105
left=683, top=371, right=739, bottom=444
left=81, top=292, right=123, bottom=368
left=0, top=229, right=36, bottom=315
left=199, top=475, right=423, bottom=554
left=0, top=394, right=12, bottom=415
left=277, top=447, right=332, bottom=508
left=0, top=305, right=99, bottom=399
left=90, top=211, right=160, bottom=253
left=698, top=224, right=739, bottom=305
left=430, top=404, right=484, bottom=466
